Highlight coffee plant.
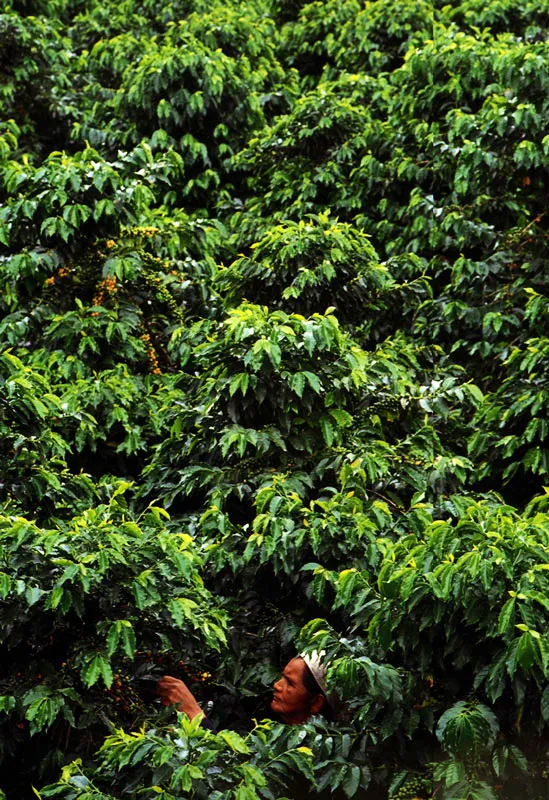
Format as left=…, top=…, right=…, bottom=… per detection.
left=2, top=0, right=549, bottom=798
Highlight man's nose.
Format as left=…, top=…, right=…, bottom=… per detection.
left=273, top=678, right=282, bottom=691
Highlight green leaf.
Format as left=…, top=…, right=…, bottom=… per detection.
left=329, top=408, right=353, bottom=427
left=508, top=745, right=528, bottom=771
left=49, top=586, right=64, bottom=609
left=82, top=655, right=113, bottom=688
left=25, top=696, right=63, bottom=732
left=169, top=597, right=199, bottom=627
left=105, top=620, right=135, bottom=659
left=319, top=416, right=335, bottom=446
left=542, top=685, right=549, bottom=723
left=524, top=590, right=549, bottom=614
left=288, top=372, right=306, bottom=398
left=0, top=696, right=16, bottom=714
left=120, top=622, right=136, bottom=660
left=303, top=371, right=322, bottom=394
left=0, top=573, right=11, bottom=599
left=235, top=787, right=257, bottom=800
left=442, top=760, right=466, bottom=787
left=229, top=372, right=250, bottom=397
left=343, top=764, right=361, bottom=797
left=106, top=622, right=120, bottom=658
left=219, top=730, right=250, bottom=754
left=498, top=597, right=516, bottom=634
left=516, top=632, right=536, bottom=671
left=25, top=586, right=43, bottom=606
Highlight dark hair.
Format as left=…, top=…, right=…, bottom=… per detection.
left=300, top=659, right=335, bottom=722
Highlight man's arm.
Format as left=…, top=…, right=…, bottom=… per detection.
left=157, top=675, right=204, bottom=719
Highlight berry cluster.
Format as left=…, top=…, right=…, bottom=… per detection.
left=106, top=671, right=143, bottom=715
left=141, top=652, right=212, bottom=683
left=178, top=659, right=212, bottom=684
left=134, top=226, right=160, bottom=238
left=391, top=776, right=432, bottom=800
left=141, top=257, right=184, bottom=324
left=45, top=266, right=70, bottom=286
left=140, top=332, right=161, bottom=374
left=91, top=276, right=118, bottom=316
left=356, top=396, right=402, bottom=422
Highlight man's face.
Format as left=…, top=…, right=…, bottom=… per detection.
left=270, top=658, right=323, bottom=724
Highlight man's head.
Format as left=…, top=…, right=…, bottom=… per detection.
left=270, top=657, right=326, bottom=724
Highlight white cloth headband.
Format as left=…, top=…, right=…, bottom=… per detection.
left=301, top=650, right=328, bottom=697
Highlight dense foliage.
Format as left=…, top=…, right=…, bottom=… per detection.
left=2, top=0, right=549, bottom=797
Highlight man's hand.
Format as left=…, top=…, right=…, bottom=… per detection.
left=157, top=675, right=203, bottom=720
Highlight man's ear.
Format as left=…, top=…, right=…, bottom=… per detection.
left=310, top=694, right=325, bottom=715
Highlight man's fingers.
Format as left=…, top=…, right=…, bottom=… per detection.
left=158, top=676, right=181, bottom=691
left=158, top=675, right=177, bottom=686
left=157, top=675, right=187, bottom=707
